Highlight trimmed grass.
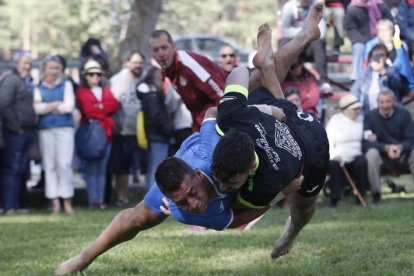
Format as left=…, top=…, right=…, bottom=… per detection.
left=1, top=181, right=414, bottom=275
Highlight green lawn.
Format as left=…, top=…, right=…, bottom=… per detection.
left=1, top=180, right=414, bottom=275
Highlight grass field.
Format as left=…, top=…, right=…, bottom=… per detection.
left=1, top=179, right=414, bottom=275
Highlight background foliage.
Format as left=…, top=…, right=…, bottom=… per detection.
left=0, top=0, right=280, bottom=62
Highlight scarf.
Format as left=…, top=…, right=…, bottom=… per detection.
left=351, top=0, right=383, bottom=36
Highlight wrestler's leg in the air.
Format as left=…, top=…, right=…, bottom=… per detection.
left=252, top=23, right=283, bottom=99
left=270, top=192, right=318, bottom=259
left=248, top=2, right=324, bottom=90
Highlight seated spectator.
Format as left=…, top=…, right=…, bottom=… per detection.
left=284, top=86, right=303, bottom=110
left=281, top=59, right=321, bottom=118
left=351, top=44, right=404, bottom=113
left=324, top=0, right=350, bottom=55
left=345, top=0, right=393, bottom=81
left=219, top=45, right=239, bottom=73
left=364, top=19, right=414, bottom=93
left=136, top=67, right=172, bottom=187
left=33, top=55, right=75, bottom=214
left=279, top=0, right=330, bottom=87
left=363, top=89, right=414, bottom=204
left=397, top=0, right=414, bottom=62
left=325, top=94, right=367, bottom=208
left=76, top=59, right=120, bottom=209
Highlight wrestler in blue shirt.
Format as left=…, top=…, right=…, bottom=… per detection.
left=144, top=118, right=236, bottom=230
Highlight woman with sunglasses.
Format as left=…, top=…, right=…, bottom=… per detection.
left=33, top=55, right=76, bottom=214
left=76, top=59, right=120, bottom=209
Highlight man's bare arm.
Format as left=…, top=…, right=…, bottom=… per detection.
left=55, top=201, right=167, bottom=275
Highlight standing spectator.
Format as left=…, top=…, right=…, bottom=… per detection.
left=345, top=0, right=393, bottom=81
left=56, top=54, right=79, bottom=93
left=163, top=77, right=193, bottom=155
left=324, top=0, right=350, bottom=55
left=108, top=51, right=147, bottom=205
left=279, top=0, right=330, bottom=87
left=351, top=44, right=404, bottom=113
left=77, top=59, right=120, bottom=209
left=0, top=50, right=37, bottom=215
left=79, top=38, right=110, bottom=78
left=363, top=89, right=414, bottom=204
left=325, top=94, right=367, bottom=208
left=149, top=29, right=227, bottom=132
left=396, top=0, right=414, bottom=62
left=219, top=45, right=239, bottom=73
left=281, top=58, right=321, bottom=118
left=33, top=55, right=75, bottom=214
left=136, top=67, right=172, bottom=187
left=364, top=19, right=414, bottom=93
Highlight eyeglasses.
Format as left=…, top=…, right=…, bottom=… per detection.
left=221, top=53, right=235, bottom=58
left=86, top=72, right=102, bottom=77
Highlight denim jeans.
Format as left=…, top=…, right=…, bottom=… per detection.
left=351, top=43, right=365, bottom=81
left=83, top=144, right=111, bottom=207
left=146, top=142, right=169, bottom=187
left=1, top=127, right=34, bottom=211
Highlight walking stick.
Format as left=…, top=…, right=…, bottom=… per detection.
left=342, top=166, right=367, bottom=207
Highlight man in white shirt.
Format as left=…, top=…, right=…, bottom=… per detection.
left=109, top=52, right=148, bottom=205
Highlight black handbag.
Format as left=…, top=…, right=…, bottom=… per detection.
left=75, top=119, right=108, bottom=160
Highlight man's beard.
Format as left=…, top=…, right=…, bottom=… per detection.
left=131, top=69, right=142, bottom=78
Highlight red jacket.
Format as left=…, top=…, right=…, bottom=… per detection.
left=164, top=50, right=226, bottom=132
left=76, top=86, right=120, bottom=142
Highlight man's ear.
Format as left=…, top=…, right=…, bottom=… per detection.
left=249, top=160, right=256, bottom=174
left=193, top=168, right=202, bottom=178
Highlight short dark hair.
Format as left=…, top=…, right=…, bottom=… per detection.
left=150, top=29, right=174, bottom=45
left=211, top=129, right=255, bottom=183
left=284, top=86, right=300, bottom=98
left=368, top=43, right=388, bottom=62
left=155, top=157, right=195, bottom=196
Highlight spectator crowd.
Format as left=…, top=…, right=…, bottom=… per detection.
left=1, top=0, right=414, bottom=215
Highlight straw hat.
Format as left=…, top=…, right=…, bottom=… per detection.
left=339, top=94, right=362, bottom=110
left=83, top=59, right=102, bottom=74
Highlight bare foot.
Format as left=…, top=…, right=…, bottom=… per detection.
left=270, top=216, right=297, bottom=259
left=55, top=255, right=90, bottom=275
left=300, top=2, right=323, bottom=42
left=253, top=23, right=274, bottom=70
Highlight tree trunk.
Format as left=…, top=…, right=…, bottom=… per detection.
left=116, top=0, right=163, bottom=71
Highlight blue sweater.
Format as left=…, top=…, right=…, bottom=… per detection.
left=37, top=81, right=74, bottom=129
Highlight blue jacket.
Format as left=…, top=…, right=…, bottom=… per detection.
left=397, top=1, right=414, bottom=42
left=364, top=37, right=414, bottom=91
left=351, top=66, right=403, bottom=113
left=37, top=81, right=74, bottom=129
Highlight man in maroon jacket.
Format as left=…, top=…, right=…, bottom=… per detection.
left=149, top=30, right=226, bottom=132
left=149, top=2, right=322, bottom=132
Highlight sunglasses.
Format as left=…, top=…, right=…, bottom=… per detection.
left=86, top=72, right=102, bottom=77
left=221, top=53, right=235, bottom=58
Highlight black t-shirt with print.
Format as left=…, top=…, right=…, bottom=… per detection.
left=217, top=87, right=329, bottom=207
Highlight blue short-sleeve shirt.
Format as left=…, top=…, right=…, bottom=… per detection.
left=144, top=119, right=236, bottom=230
